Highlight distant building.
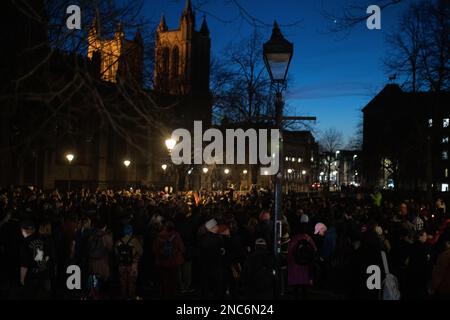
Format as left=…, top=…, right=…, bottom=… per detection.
left=335, top=150, right=361, bottom=187
left=362, top=84, right=450, bottom=192
left=282, top=131, right=319, bottom=192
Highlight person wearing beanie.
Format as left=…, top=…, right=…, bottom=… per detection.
left=256, top=210, right=273, bottom=246
left=197, top=218, right=228, bottom=299
left=114, top=224, right=143, bottom=299
left=287, top=222, right=317, bottom=300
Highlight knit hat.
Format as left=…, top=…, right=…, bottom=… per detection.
left=314, top=222, right=327, bottom=235
left=123, top=224, right=133, bottom=236
left=205, top=219, right=218, bottom=231
left=375, top=226, right=383, bottom=236
left=20, top=219, right=35, bottom=230
left=300, top=213, right=309, bottom=224
left=259, top=211, right=271, bottom=221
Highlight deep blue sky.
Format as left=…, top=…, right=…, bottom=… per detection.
left=142, top=0, right=410, bottom=143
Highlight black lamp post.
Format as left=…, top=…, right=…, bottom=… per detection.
left=65, top=153, right=74, bottom=192
left=263, top=21, right=293, bottom=298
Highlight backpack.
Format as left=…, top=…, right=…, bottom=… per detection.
left=116, top=238, right=134, bottom=266
left=89, top=233, right=107, bottom=260
left=294, top=238, right=315, bottom=266
left=380, top=250, right=401, bottom=300
left=159, top=235, right=176, bottom=260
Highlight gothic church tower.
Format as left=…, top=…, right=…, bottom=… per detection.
left=154, top=0, right=211, bottom=97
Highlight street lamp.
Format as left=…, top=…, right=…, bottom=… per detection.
left=224, top=168, right=230, bottom=175
left=287, top=168, right=293, bottom=174
left=124, top=160, right=131, bottom=184
left=302, top=170, right=307, bottom=175
left=263, top=21, right=294, bottom=84
left=165, top=138, right=176, bottom=152
left=161, top=164, right=168, bottom=171
left=66, top=153, right=74, bottom=163
left=264, top=21, right=293, bottom=298
left=65, top=153, right=74, bottom=192
left=202, top=167, right=208, bottom=174
left=243, top=169, right=248, bottom=175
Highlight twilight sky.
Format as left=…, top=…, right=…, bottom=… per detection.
left=142, top=0, right=411, bottom=143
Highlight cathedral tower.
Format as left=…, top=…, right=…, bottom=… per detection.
left=88, top=18, right=143, bottom=85
left=154, top=0, right=211, bottom=96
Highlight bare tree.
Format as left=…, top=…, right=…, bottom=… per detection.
left=346, top=119, right=363, bottom=150
left=212, top=29, right=275, bottom=124
left=318, top=128, right=344, bottom=191
left=384, top=0, right=449, bottom=92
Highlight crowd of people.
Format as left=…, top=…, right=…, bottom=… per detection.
left=0, top=185, right=449, bottom=300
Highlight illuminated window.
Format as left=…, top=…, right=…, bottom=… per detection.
left=443, top=150, right=449, bottom=160
left=428, top=119, right=433, bottom=127
left=443, top=136, right=449, bottom=144
left=444, top=118, right=450, bottom=128
left=442, top=184, right=449, bottom=192
left=445, top=168, right=448, bottom=178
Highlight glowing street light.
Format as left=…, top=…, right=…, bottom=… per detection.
left=165, top=138, right=176, bottom=152
left=224, top=168, right=230, bottom=175
left=320, top=172, right=324, bottom=176
left=66, top=153, right=74, bottom=163
left=202, top=167, right=209, bottom=174
left=353, top=154, right=358, bottom=160
left=302, top=170, right=307, bottom=175
left=243, top=169, right=248, bottom=175
left=123, top=160, right=131, bottom=168
left=287, top=168, right=293, bottom=174
left=161, top=164, right=168, bottom=171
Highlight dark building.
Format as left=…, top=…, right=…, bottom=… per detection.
left=362, top=84, right=450, bottom=192
left=0, top=0, right=212, bottom=190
